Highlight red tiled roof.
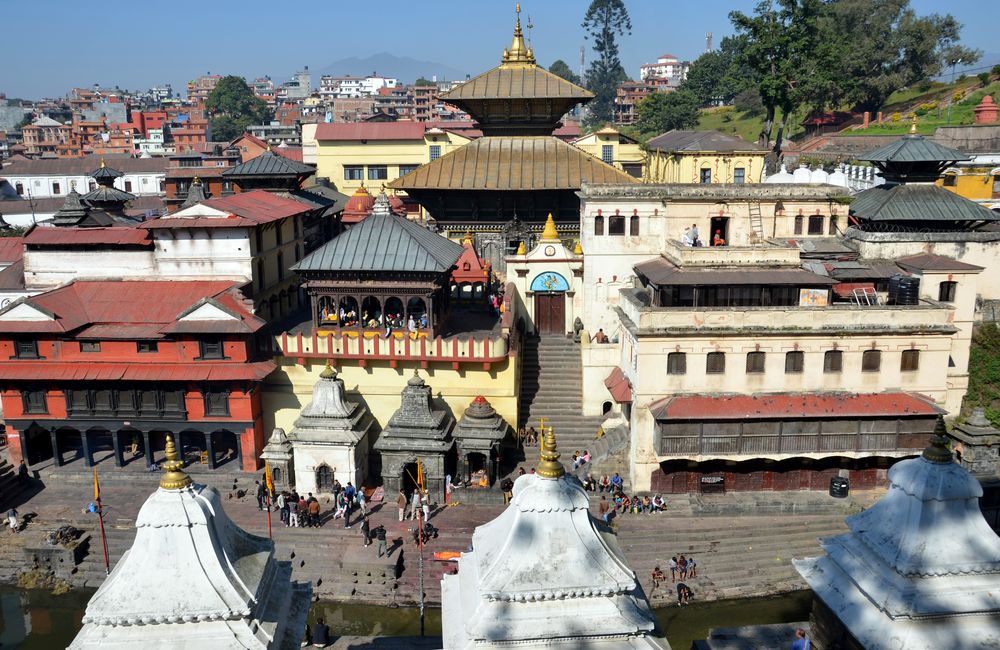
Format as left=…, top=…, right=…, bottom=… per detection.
left=315, top=122, right=428, bottom=141
left=649, top=392, right=942, bottom=421
left=142, top=190, right=309, bottom=229
left=451, top=239, right=490, bottom=283
left=0, top=280, right=261, bottom=334
left=0, top=360, right=275, bottom=382
left=832, top=282, right=875, bottom=299
left=604, top=367, right=633, bottom=403
left=24, top=227, right=151, bottom=247
left=0, top=237, right=24, bottom=263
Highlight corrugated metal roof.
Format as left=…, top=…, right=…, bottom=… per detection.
left=389, top=136, right=637, bottom=191
left=649, top=392, right=942, bottom=420
left=203, top=190, right=311, bottom=223
left=292, top=213, right=463, bottom=274
left=860, top=134, right=970, bottom=163
left=604, top=367, right=633, bottom=403
left=140, top=216, right=258, bottom=229
left=222, top=151, right=314, bottom=177
left=82, top=185, right=135, bottom=203
left=0, top=360, right=276, bottom=382
left=646, top=130, right=767, bottom=153
left=850, top=183, right=1000, bottom=222
left=25, top=227, right=151, bottom=247
left=633, top=258, right=836, bottom=286
left=441, top=65, right=592, bottom=101
left=895, top=253, right=984, bottom=272
left=314, top=122, right=429, bottom=141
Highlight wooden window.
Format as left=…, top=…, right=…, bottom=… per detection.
left=938, top=281, right=957, bottom=303
left=699, top=168, right=712, bottom=184
left=275, top=223, right=283, bottom=246
left=15, top=339, right=39, bottom=359
left=706, top=352, right=726, bottom=374
left=15, top=182, right=23, bottom=195
left=862, top=349, right=882, bottom=372
left=823, top=350, right=842, bottom=373
left=808, top=215, right=824, bottom=235
left=594, top=215, right=604, bottom=236
left=667, top=352, right=687, bottom=375
left=901, top=349, right=920, bottom=372
left=199, top=338, right=225, bottom=359
left=80, top=341, right=101, bottom=353
left=137, top=341, right=158, bottom=353
left=52, top=182, right=61, bottom=195
left=785, top=351, right=804, bottom=373
left=746, top=351, right=765, bottom=374
left=734, top=168, right=745, bottom=184
left=124, top=180, right=133, bottom=192
left=203, top=389, right=230, bottom=416
left=629, top=215, right=640, bottom=236
left=608, top=216, right=625, bottom=235
left=22, top=390, right=47, bottom=414
left=943, top=174, right=957, bottom=187
left=794, top=216, right=803, bottom=235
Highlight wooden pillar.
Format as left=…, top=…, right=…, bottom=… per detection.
left=50, top=428, right=62, bottom=467
left=141, top=430, right=152, bottom=466
left=205, top=431, right=217, bottom=470
left=112, top=430, right=124, bottom=468
left=82, top=430, right=94, bottom=467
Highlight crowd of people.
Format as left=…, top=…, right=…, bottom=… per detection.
left=681, top=223, right=726, bottom=247
left=650, top=555, right=698, bottom=605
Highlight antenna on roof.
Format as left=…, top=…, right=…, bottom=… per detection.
left=526, top=14, right=534, bottom=49
left=706, top=32, right=713, bottom=52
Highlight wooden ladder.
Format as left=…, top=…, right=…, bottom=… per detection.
left=748, top=201, right=765, bottom=241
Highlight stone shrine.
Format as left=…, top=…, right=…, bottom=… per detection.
left=260, top=427, right=295, bottom=491
left=948, top=408, right=1000, bottom=477
left=70, top=435, right=311, bottom=649
left=374, top=370, right=456, bottom=498
left=452, top=395, right=509, bottom=486
left=287, top=364, right=374, bottom=493
left=794, top=417, right=1000, bottom=649
left=441, top=431, right=669, bottom=649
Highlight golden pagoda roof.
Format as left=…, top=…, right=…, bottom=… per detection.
left=389, top=136, right=637, bottom=191
left=540, top=213, right=559, bottom=241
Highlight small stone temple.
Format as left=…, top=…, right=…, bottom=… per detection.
left=374, top=370, right=456, bottom=498
left=452, top=395, right=509, bottom=487
left=794, top=417, right=1000, bottom=649
left=286, top=364, right=374, bottom=493
left=947, top=407, right=1000, bottom=477
left=260, top=427, right=295, bottom=491
left=441, top=431, right=669, bottom=649
left=70, top=435, right=311, bottom=649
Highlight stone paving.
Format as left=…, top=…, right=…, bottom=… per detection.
left=0, top=465, right=881, bottom=608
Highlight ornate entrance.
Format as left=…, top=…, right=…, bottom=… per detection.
left=535, top=293, right=566, bottom=335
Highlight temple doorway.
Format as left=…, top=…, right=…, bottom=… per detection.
left=316, top=464, right=334, bottom=492
left=401, top=462, right=419, bottom=497
left=534, top=293, right=565, bottom=335
left=710, top=216, right=729, bottom=245
left=23, top=425, right=53, bottom=466
left=467, top=452, right=487, bottom=485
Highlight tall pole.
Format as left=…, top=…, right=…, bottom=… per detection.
left=96, top=498, right=110, bottom=575
left=947, top=59, right=962, bottom=124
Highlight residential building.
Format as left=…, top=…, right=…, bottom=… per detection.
left=0, top=279, right=274, bottom=473
left=21, top=116, right=73, bottom=157
left=279, top=67, right=311, bottom=100
left=0, top=97, right=26, bottom=132
left=187, top=74, right=222, bottom=105
left=645, top=130, right=768, bottom=184
left=319, top=74, right=399, bottom=98
left=163, top=150, right=240, bottom=212
left=573, top=126, right=644, bottom=177
left=0, top=154, right=167, bottom=199
left=247, top=122, right=301, bottom=147
left=639, top=53, right=691, bottom=84
left=614, top=80, right=658, bottom=126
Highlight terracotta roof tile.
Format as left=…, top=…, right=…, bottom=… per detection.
left=24, top=227, right=151, bottom=247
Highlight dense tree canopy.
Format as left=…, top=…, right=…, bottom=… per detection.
left=205, top=75, right=271, bottom=142
left=549, top=59, right=582, bottom=86
left=636, top=89, right=701, bottom=137
left=681, top=37, right=748, bottom=107
left=581, top=0, right=631, bottom=125
left=414, top=77, right=435, bottom=86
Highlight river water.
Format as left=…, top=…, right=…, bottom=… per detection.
left=0, top=587, right=812, bottom=648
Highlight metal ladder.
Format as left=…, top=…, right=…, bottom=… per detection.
left=852, top=287, right=879, bottom=306
left=748, top=201, right=765, bottom=242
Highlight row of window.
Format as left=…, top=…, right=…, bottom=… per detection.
left=343, top=157, right=436, bottom=182
left=594, top=214, right=640, bottom=236
left=21, top=388, right=230, bottom=416
left=13, top=339, right=224, bottom=359
left=665, top=349, right=919, bottom=375
left=699, top=168, right=746, bottom=184
left=13, top=179, right=159, bottom=196
left=793, top=214, right=839, bottom=236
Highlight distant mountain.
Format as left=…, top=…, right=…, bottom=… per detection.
left=320, top=53, right=471, bottom=84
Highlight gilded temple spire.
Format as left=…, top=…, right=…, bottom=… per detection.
left=501, top=4, right=536, bottom=67
left=536, top=427, right=565, bottom=478
left=159, top=434, right=193, bottom=490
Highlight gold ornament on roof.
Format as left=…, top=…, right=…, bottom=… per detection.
left=463, top=230, right=473, bottom=246
left=573, top=240, right=583, bottom=255
left=909, top=115, right=918, bottom=135
left=159, top=434, right=192, bottom=490
left=515, top=240, right=527, bottom=255
left=536, top=427, right=565, bottom=478
left=922, top=415, right=953, bottom=464
left=320, top=362, right=337, bottom=379
left=540, top=213, right=559, bottom=241
left=501, top=3, right=536, bottom=67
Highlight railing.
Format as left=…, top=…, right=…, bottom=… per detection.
left=663, top=240, right=801, bottom=268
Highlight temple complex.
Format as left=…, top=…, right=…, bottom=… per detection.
left=375, top=370, right=456, bottom=496
left=390, top=5, right=635, bottom=251
left=52, top=160, right=138, bottom=227
left=794, top=418, right=1000, bottom=649
left=70, top=435, right=311, bottom=649
left=441, top=432, right=669, bottom=648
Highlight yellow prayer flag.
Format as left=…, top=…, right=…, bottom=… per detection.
left=264, top=461, right=275, bottom=495
left=93, top=468, right=101, bottom=502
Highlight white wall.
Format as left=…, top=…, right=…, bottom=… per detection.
left=24, top=249, right=156, bottom=289
left=152, top=229, right=252, bottom=281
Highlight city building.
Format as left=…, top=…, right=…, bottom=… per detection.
left=614, top=80, right=659, bottom=126
left=0, top=279, right=274, bottom=473
left=319, top=74, right=400, bottom=98
left=20, top=116, right=73, bottom=157
left=162, top=149, right=240, bottom=212
left=187, top=74, right=222, bottom=105
left=70, top=438, right=310, bottom=648
left=247, top=122, right=301, bottom=147
left=639, top=53, right=690, bottom=85
left=0, top=154, right=166, bottom=199
left=573, top=126, right=644, bottom=177
left=644, top=130, right=768, bottom=184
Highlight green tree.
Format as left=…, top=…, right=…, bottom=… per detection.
left=581, top=0, right=632, bottom=125
left=680, top=37, right=748, bottom=106
left=730, top=0, right=825, bottom=154
left=205, top=75, right=271, bottom=142
left=414, top=77, right=435, bottom=86
left=813, top=0, right=982, bottom=113
left=636, top=90, right=700, bottom=137
left=549, top=59, right=582, bottom=86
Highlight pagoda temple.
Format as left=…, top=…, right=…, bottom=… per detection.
left=52, top=160, right=138, bottom=227
left=390, top=4, right=636, bottom=245
left=441, top=431, right=669, bottom=648
left=70, top=435, right=311, bottom=649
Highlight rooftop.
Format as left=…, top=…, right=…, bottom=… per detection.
left=850, top=183, right=1000, bottom=223
left=579, top=182, right=848, bottom=201
left=24, top=226, right=151, bottom=247
left=646, top=130, right=767, bottom=153
left=650, top=392, right=942, bottom=420
left=221, top=150, right=314, bottom=178
left=1, top=154, right=167, bottom=176
left=141, top=189, right=310, bottom=229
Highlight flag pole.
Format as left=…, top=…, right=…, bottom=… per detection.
left=417, top=459, right=426, bottom=638
left=93, top=468, right=110, bottom=575
left=264, top=461, right=274, bottom=540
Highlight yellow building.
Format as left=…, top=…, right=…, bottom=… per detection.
left=938, top=167, right=1000, bottom=208
left=572, top=126, right=644, bottom=178
left=645, top=130, right=768, bottom=184
left=313, top=122, right=472, bottom=195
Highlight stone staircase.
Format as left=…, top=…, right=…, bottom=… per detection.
left=517, top=336, right=607, bottom=458
left=0, top=456, right=30, bottom=509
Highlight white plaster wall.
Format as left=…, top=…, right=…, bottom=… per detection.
left=5, top=173, right=164, bottom=198
left=23, top=249, right=156, bottom=289
left=153, top=229, right=251, bottom=281
left=292, top=444, right=366, bottom=495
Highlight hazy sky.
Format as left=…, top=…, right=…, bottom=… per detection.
left=3, top=0, right=995, bottom=99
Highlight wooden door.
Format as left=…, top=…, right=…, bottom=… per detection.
left=535, top=293, right=566, bottom=335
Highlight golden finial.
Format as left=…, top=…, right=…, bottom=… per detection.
left=573, top=240, right=583, bottom=255
left=922, top=415, right=953, bottom=463
left=159, top=434, right=192, bottom=490
left=192, top=176, right=202, bottom=186
left=536, top=427, right=565, bottom=478
left=501, top=3, right=536, bottom=66
left=100, top=158, right=107, bottom=168
left=463, top=230, right=473, bottom=246
left=540, top=213, right=559, bottom=241
left=909, top=115, right=918, bottom=135
left=515, top=240, right=526, bottom=255
left=320, top=362, right=337, bottom=379
left=266, top=142, right=272, bottom=152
